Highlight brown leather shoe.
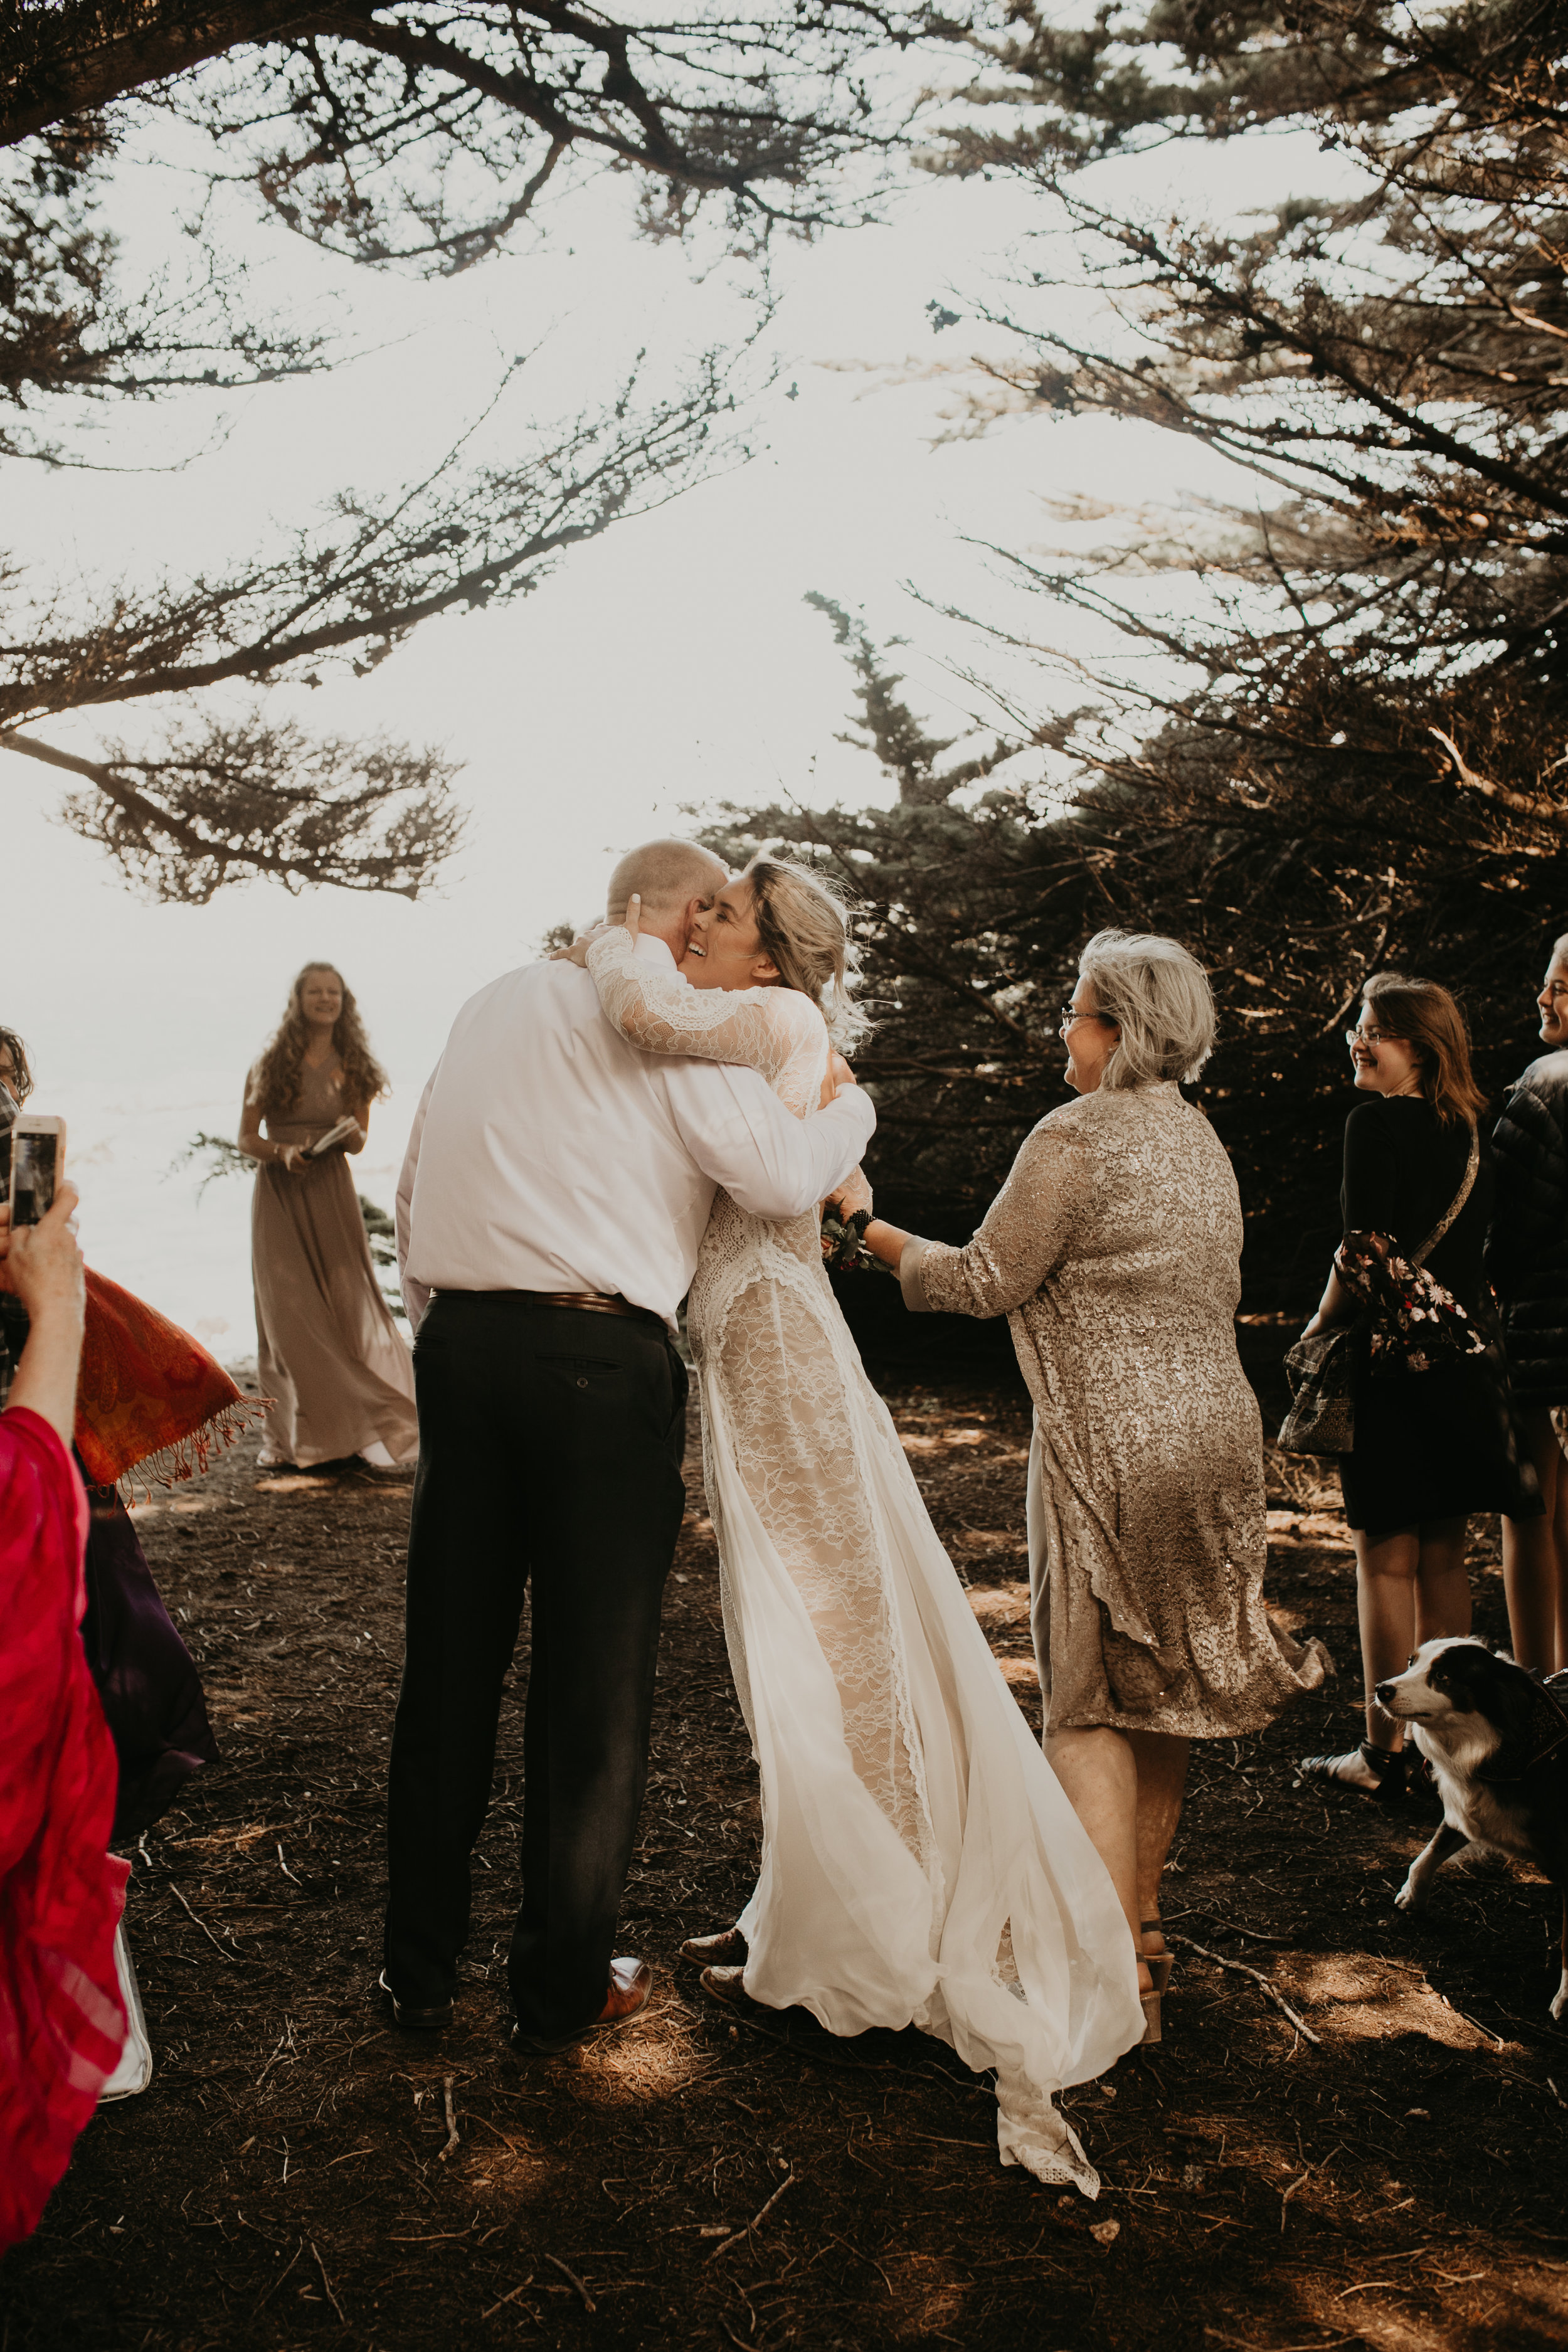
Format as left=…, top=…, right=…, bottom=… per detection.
left=378, top=1970, right=453, bottom=2032
left=699, top=1963, right=747, bottom=2006
left=679, top=1926, right=748, bottom=1968
left=509, top=1956, right=653, bottom=2057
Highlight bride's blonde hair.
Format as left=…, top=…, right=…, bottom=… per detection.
left=744, top=856, right=871, bottom=1052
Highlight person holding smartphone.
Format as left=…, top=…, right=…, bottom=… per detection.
left=1, top=1024, right=222, bottom=1866
left=240, top=963, right=418, bottom=1471
left=0, top=1181, right=130, bottom=2246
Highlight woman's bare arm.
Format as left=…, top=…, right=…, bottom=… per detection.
left=238, top=1086, right=303, bottom=1173
left=1303, top=1266, right=1355, bottom=1336
left=863, top=1217, right=910, bottom=1271
left=0, top=1188, right=86, bottom=1444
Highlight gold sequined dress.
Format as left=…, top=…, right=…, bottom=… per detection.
left=902, top=1083, right=1329, bottom=1737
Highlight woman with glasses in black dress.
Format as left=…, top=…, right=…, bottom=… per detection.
left=1300, top=975, right=1536, bottom=1800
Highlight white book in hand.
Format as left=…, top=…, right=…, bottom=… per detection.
left=304, top=1116, right=359, bottom=1160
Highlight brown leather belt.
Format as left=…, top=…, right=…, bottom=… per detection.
left=517, top=1288, right=666, bottom=1331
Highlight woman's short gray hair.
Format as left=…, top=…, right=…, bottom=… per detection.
left=1078, top=928, right=1216, bottom=1088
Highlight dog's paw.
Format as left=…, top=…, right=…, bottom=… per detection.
left=1394, top=1875, right=1424, bottom=1913
left=1550, top=1973, right=1567, bottom=2025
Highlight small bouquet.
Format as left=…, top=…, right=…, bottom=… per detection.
left=1335, top=1228, right=1486, bottom=1374
left=820, top=1202, right=891, bottom=1276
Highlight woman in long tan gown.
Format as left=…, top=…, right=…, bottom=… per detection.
left=864, top=929, right=1328, bottom=2035
left=240, top=963, right=417, bottom=1471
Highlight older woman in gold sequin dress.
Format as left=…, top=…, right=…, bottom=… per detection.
left=864, top=930, right=1327, bottom=2035
left=240, top=964, right=417, bottom=1471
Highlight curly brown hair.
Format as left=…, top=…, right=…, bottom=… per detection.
left=246, top=965, right=389, bottom=1123
left=0, top=1025, right=34, bottom=1101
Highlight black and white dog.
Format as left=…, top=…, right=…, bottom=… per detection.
left=1375, top=1637, right=1568, bottom=2023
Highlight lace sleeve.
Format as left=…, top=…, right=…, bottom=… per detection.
left=902, top=1121, right=1094, bottom=1318
left=586, top=927, right=822, bottom=1090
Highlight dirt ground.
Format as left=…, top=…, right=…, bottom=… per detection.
left=4, top=1369, right=1567, bottom=2352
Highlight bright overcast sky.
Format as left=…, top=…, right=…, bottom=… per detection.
left=5, top=88, right=1323, bottom=1353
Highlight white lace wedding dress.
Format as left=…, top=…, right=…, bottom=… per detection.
left=587, top=931, right=1144, bottom=2190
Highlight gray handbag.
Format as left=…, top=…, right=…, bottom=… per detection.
left=1277, top=1120, right=1479, bottom=1456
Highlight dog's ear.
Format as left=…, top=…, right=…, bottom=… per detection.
left=1431, top=1640, right=1483, bottom=1705
left=1487, top=1654, right=1541, bottom=1746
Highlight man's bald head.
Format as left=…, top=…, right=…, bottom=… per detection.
left=607, top=839, right=728, bottom=929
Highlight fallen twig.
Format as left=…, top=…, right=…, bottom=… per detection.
left=253, top=2240, right=303, bottom=2315
left=438, top=2073, right=460, bottom=2161
left=1189, top=1914, right=1304, bottom=1946
left=310, top=2242, right=346, bottom=2326
left=544, top=2253, right=596, bottom=2312
left=1279, top=2169, right=1311, bottom=2231
left=706, top=2170, right=797, bottom=2264
left=254, top=2030, right=292, bottom=2090
left=1167, top=1935, right=1322, bottom=2046
left=464, top=2112, right=527, bottom=2156
left=827, top=2228, right=893, bottom=2296
left=167, top=1882, right=241, bottom=1964
left=1438, top=1994, right=1505, bottom=2051
left=1205, top=2334, right=1356, bottom=2351
left=480, top=2274, right=535, bottom=2321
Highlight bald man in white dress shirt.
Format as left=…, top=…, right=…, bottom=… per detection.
left=383, top=840, right=876, bottom=2053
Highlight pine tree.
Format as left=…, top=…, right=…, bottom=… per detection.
left=709, top=5, right=1568, bottom=1301
left=0, top=3, right=923, bottom=896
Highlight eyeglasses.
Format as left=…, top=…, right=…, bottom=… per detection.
left=1345, top=1027, right=1405, bottom=1048
left=1059, top=1004, right=1110, bottom=1030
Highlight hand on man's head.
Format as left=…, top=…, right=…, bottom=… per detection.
left=604, top=839, right=728, bottom=958
left=554, top=918, right=614, bottom=968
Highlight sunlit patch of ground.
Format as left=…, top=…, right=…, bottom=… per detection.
left=6, top=1387, right=1564, bottom=2352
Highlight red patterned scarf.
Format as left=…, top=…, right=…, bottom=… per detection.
left=75, top=1269, right=266, bottom=1496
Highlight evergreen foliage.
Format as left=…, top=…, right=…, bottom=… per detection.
left=704, top=4, right=1568, bottom=1301
left=0, top=2, right=925, bottom=897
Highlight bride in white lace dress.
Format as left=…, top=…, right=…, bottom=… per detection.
left=575, top=859, right=1143, bottom=2191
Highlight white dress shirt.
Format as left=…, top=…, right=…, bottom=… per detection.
left=397, top=936, right=875, bottom=1328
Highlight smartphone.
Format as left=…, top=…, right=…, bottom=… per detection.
left=9, top=1114, right=66, bottom=1227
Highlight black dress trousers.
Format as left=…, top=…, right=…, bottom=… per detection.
left=383, top=1293, right=687, bottom=2037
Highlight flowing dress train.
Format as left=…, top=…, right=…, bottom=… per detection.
left=586, top=930, right=1143, bottom=2192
